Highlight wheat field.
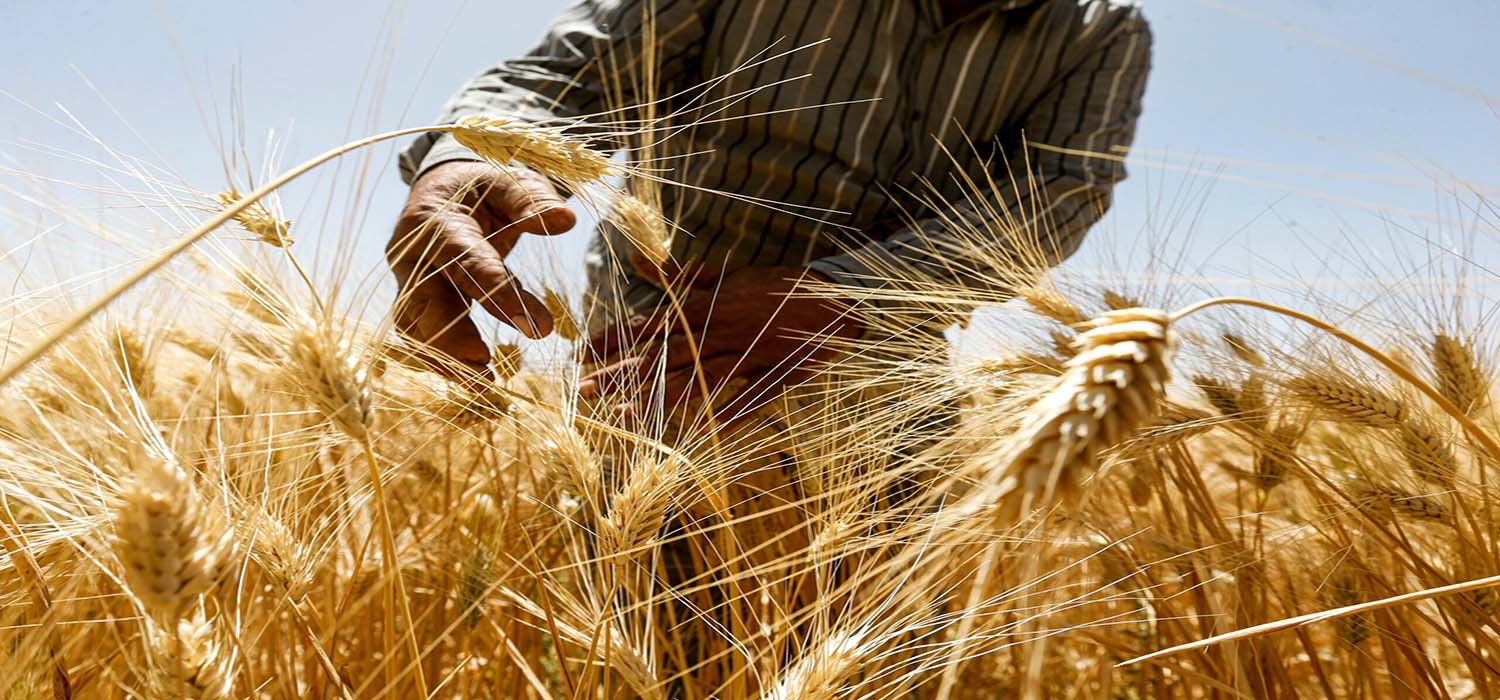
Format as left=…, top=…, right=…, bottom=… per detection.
left=3, top=21, right=1500, bottom=700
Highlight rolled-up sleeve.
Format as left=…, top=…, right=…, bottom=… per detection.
left=399, top=0, right=712, bottom=184
left=808, top=8, right=1152, bottom=314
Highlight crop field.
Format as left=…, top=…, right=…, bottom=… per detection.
left=2, top=9, right=1499, bottom=700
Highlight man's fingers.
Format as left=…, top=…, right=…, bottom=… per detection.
left=577, top=356, right=649, bottom=400
left=393, top=276, right=491, bottom=371
left=659, top=354, right=742, bottom=411
left=486, top=168, right=576, bottom=236
left=431, top=213, right=554, bottom=339
left=582, top=313, right=661, bottom=364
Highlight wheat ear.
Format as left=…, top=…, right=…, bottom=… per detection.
left=284, top=320, right=428, bottom=695
left=608, top=192, right=672, bottom=265
left=1019, top=285, right=1088, bottom=327
left=149, top=609, right=233, bottom=700
left=286, top=322, right=372, bottom=442
left=450, top=116, right=616, bottom=185
left=1431, top=333, right=1487, bottom=416
left=113, top=445, right=234, bottom=619
left=0, top=124, right=440, bottom=390
left=1398, top=419, right=1458, bottom=487
left=1286, top=376, right=1407, bottom=429
left=985, top=307, right=1176, bottom=525
left=543, top=288, right=582, bottom=342
left=1170, top=296, right=1500, bottom=462
left=1349, top=479, right=1452, bottom=524
left=759, top=630, right=871, bottom=700
left=597, top=455, right=683, bottom=558
left=215, top=189, right=292, bottom=247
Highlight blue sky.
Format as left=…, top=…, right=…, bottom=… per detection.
left=1, top=1, right=1496, bottom=334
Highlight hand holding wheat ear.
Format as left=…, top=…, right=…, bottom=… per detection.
left=388, top=161, right=576, bottom=369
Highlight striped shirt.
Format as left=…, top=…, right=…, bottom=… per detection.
left=400, top=0, right=1152, bottom=308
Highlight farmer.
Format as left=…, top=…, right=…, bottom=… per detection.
left=389, top=0, right=1151, bottom=419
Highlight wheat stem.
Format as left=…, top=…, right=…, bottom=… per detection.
left=357, top=438, right=430, bottom=698
left=0, top=497, right=71, bottom=700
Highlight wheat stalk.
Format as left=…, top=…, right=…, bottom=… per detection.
left=282, top=318, right=429, bottom=695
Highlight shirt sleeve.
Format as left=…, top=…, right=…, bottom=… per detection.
left=399, top=0, right=713, bottom=184
left=807, top=8, right=1153, bottom=325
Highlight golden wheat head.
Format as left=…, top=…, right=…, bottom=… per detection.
left=985, top=307, right=1177, bottom=525
left=450, top=115, right=615, bottom=184
left=113, top=446, right=235, bottom=618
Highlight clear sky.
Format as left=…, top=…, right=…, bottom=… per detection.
left=2, top=1, right=1497, bottom=338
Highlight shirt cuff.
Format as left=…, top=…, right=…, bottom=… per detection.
left=808, top=240, right=955, bottom=338
left=399, top=133, right=485, bottom=185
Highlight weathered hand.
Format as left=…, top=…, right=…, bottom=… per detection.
left=386, top=161, right=575, bottom=372
left=577, top=266, right=862, bottom=422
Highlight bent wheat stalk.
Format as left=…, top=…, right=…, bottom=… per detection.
left=0, top=118, right=615, bottom=390
left=0, top=125, right=440, bottom=389
left=1171, top=296, right=1500, bottom=463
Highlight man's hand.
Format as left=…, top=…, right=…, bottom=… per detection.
left=387, top=161, right=576, bottom=372
left=577, top=266, right=862, bottom=422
